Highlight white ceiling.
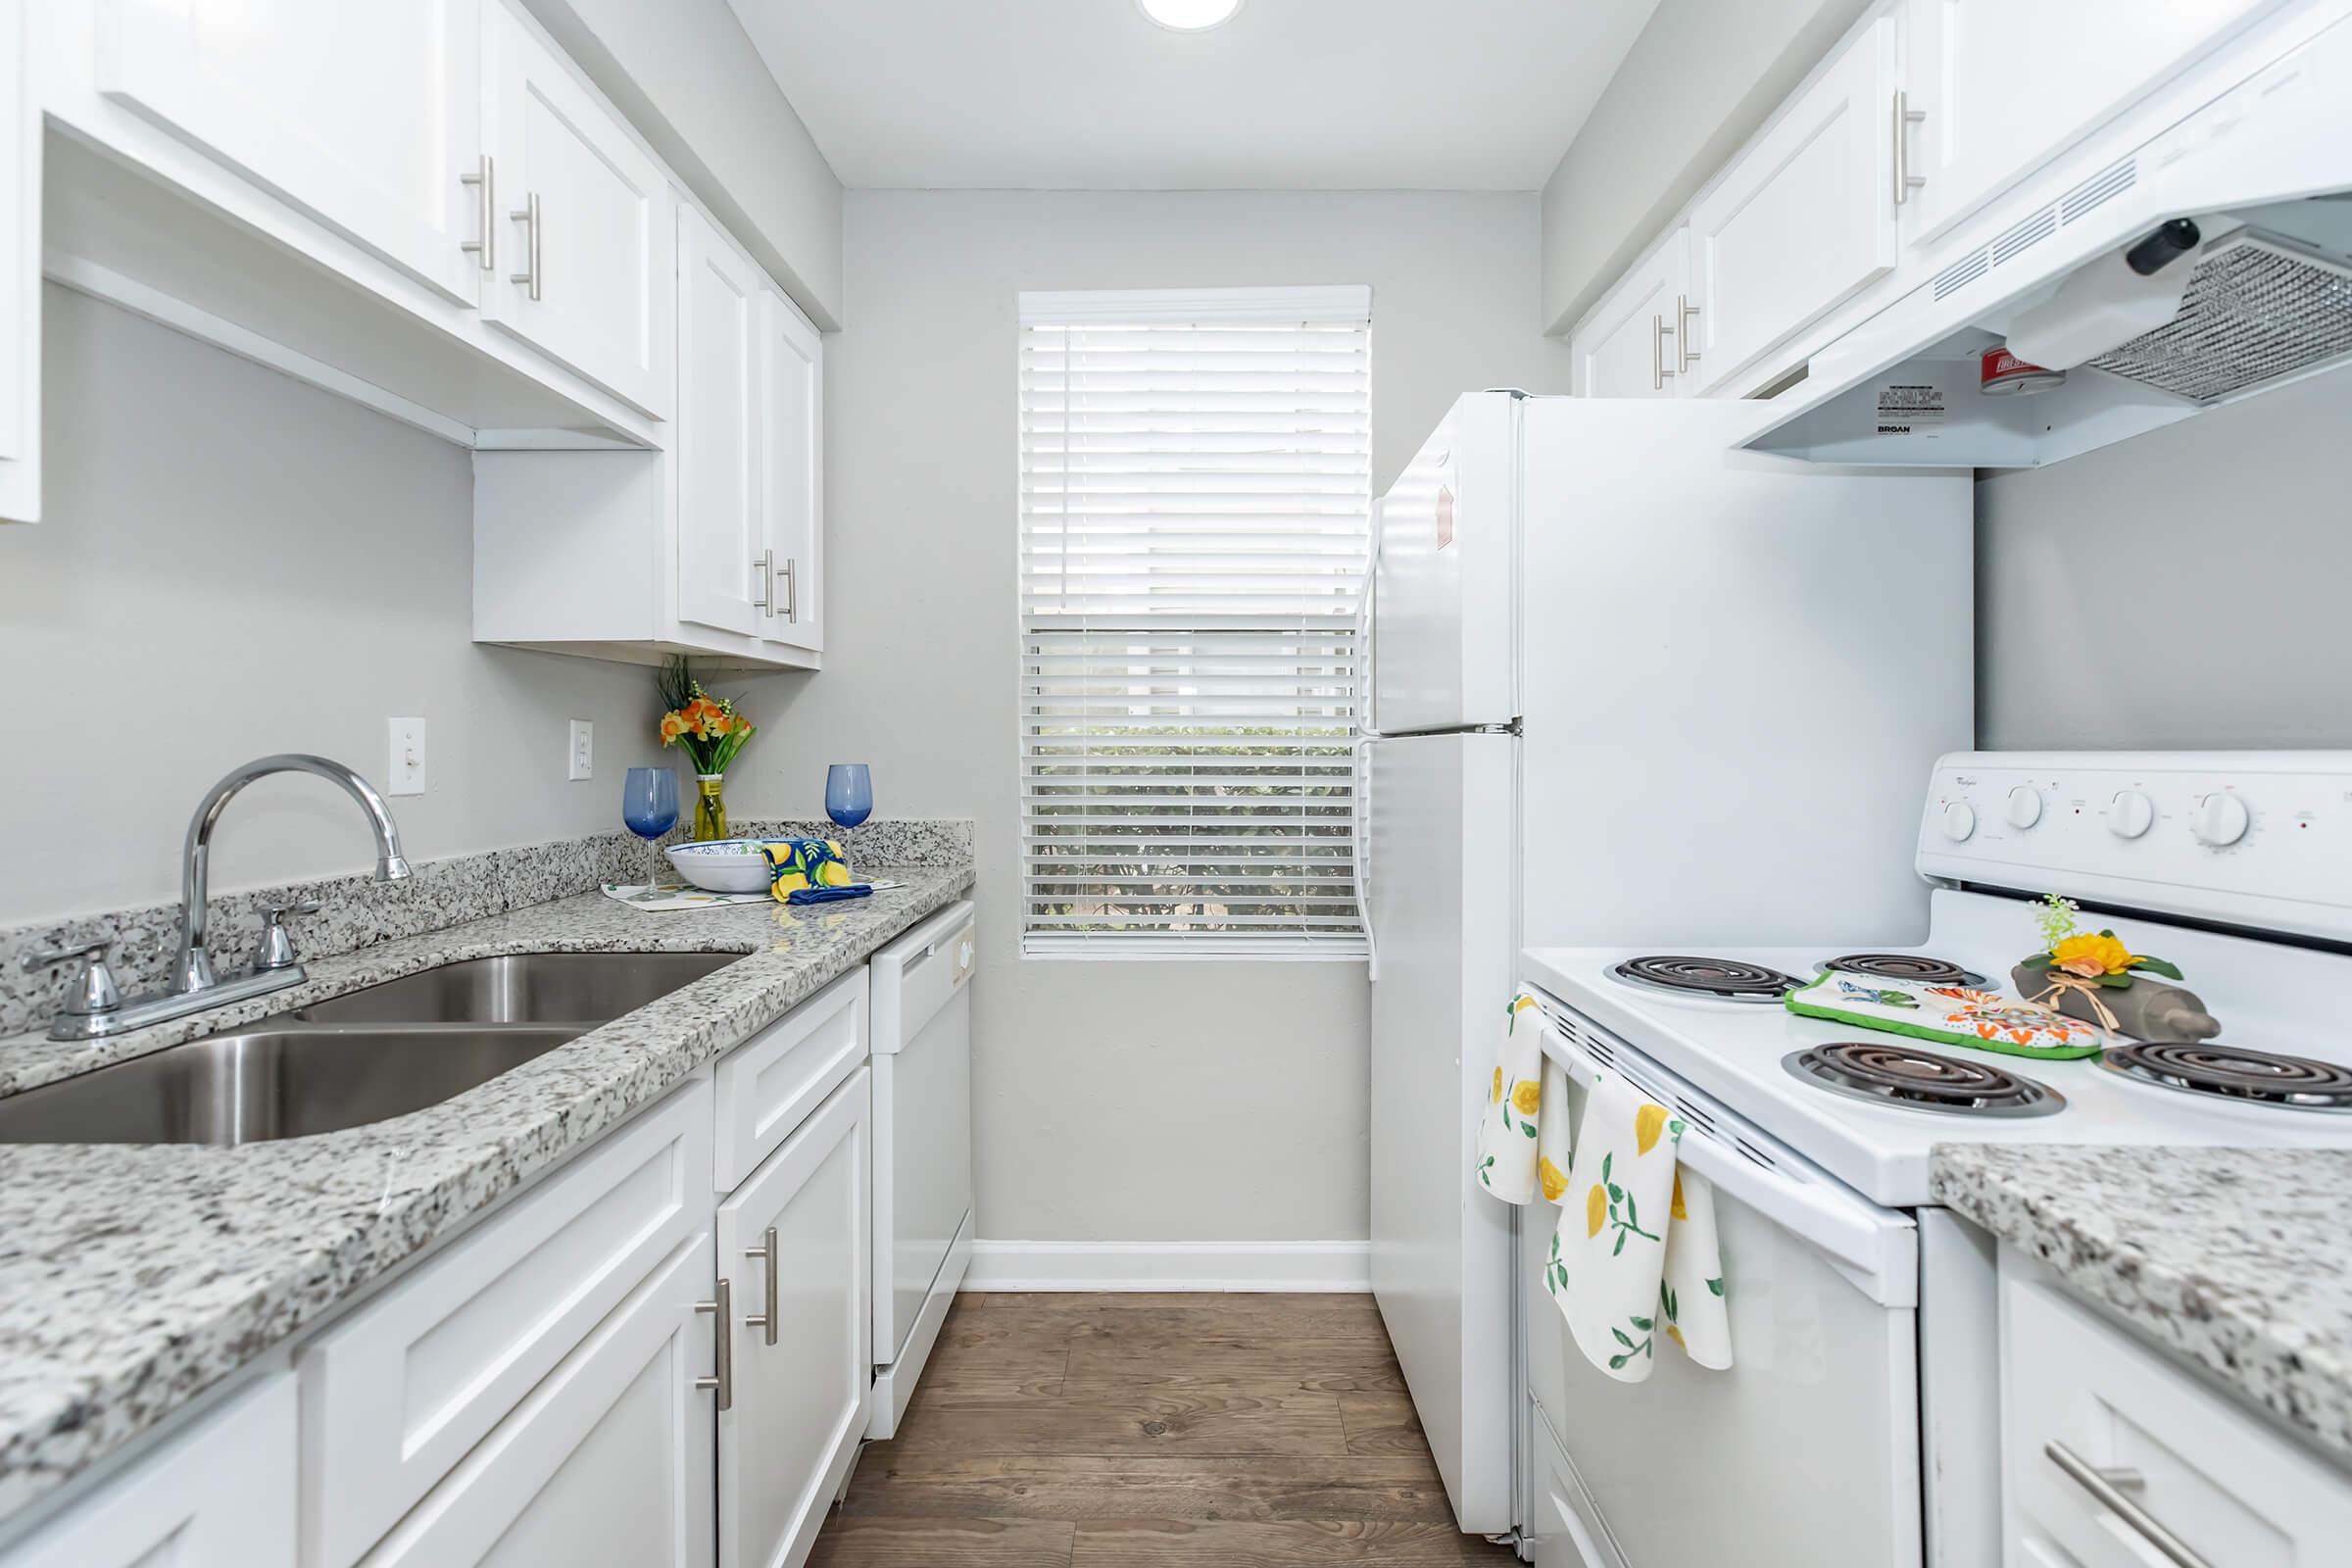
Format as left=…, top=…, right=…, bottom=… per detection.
left=724, top=0, right=1664, bottom=191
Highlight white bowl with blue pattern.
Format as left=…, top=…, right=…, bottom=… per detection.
left=664, top=840, right=771, bottom=893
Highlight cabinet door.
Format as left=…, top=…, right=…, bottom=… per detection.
left=717, top=1068, right=870, bottom=1568
left=482, top=0, right=672, bottom=417
left=0, top=0, right=33, bottom=523
left=1571, top=230, right=1688, bottom=399
left=1903, top=0, right=2278, bottom=245
left=675, top=203, right=764, bottom=640
left=1688, top=16, right=1897, bottom=396
left=756, top=290, right=823, bottom=654
left=354, top=1236, right=718, bottom=1568
left=0, top=1375, right=296, bottom=1568
left=93, top=0, right=483, bottom=305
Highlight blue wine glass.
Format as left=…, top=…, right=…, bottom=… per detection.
left=623, top=767, right=680, bottom=881
left=825, top=763, right=873, bottom=830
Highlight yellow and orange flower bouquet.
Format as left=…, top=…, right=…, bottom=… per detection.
left=656, top=656, right=757, bottom=840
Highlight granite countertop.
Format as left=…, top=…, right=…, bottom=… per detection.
left=0, top=866, right=972, bottom=1521
left=1931, top=1143, right=2352, bottom=1464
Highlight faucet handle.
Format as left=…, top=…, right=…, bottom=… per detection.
left=19, top=936, right=123, bottom=1019
left=253, top=901, right=321, bottom=974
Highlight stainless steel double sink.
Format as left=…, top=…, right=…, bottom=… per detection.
left=0, top=953, right=742, bottom=1148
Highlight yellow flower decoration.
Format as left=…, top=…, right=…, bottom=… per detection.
left=1635, top=1102, right=1669, bottom=1155
left=1512, top=1080, right=1542, bottom=1116
left=1539, top=1156, right=1568, bottom=1203
left=1492, top=1066, right=1503, bottom=1104
left=1586, top=1184, right=1607, bottom=1239
left=2052, top=932, right=2139, bottom=978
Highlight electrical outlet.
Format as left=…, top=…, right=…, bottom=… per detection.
left=567, top=719, right=594, bottom=781
left=388, top=717, right=426, bottom=797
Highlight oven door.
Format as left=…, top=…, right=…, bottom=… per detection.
left=1522, top=1001, right=1924, bottom=1568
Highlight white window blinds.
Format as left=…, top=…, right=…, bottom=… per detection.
left=1017, top=286, right=1372, bottom=957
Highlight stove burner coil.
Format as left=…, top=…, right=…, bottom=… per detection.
left=1612, top=956, right=1802, bottom=1003
left=1785, top=1042, right=2063, bottom=1118
left=1822, top=953, right=1982, bottom=987
left=2104, top=1041, right=2352, bottom=1112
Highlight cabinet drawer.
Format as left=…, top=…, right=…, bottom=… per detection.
left=299, top=1076, right=713, bottom=1568
left=354, top=1234, right=716, bottom=1568
left=2003, top=1267, right=2352, bottom=1567
left=713, top=965, right=866, bottom=1191
left=0, top=1374, right=296, bottom=1568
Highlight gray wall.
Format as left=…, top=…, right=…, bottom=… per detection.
left=1540, top=0, right=1876, bottom=333
left=520, top=0, right=845, bottom=328
left=1976, top=368, right=2352, bottom=750
left=0, top=287, right=664, bottom=926
left=730, top=189, right=1572, bottom=1247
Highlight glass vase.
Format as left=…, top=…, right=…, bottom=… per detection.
left=693, top=773, right=729, bottom=842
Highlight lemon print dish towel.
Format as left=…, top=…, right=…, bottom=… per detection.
left=1476, top=991, right=1733, bottom=1382
left=759, top=838, right=859, bottom=902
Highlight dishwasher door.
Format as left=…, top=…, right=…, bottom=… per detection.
left=866, top=900, right=976, bottom=1436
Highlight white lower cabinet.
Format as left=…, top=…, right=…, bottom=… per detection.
left=1571, top=227, right=1689, bottom=398
left=2001, top=1251, right=2352, bottom=1567
left=354, top=1234, right=718, bottom=1568
left=0, top=1374, right=296, bottom=1568
left=716, top=1066, right=872, bottom=1568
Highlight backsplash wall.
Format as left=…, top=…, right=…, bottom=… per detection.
left=1977, top=368, right=2352, bottom=751
left=0, top=287, right=667, bottom=927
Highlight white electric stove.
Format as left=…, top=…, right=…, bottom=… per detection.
left=1512, top=751, right=2352, bottom=1568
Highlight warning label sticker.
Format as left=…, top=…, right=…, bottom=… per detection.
left=1874, top=384, right=1945, bottom=437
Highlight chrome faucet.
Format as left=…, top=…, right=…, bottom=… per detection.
left=20, top=755, right=411, bottom=1041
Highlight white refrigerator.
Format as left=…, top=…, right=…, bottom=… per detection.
left=1363, top=393, right=1973, bottom=1538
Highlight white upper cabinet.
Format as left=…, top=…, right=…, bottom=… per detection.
left=1687, top=16, right=1899, bottom=396
left=1900, top=0, right=2281, bottom=246
left=0, top=0, right=33, bottom=523
left=91, top=0, right=485, bottom=305
left=675, top=203, right=764, bottom=641
left=756, top=289, right=823, bottom=654
left=482, top=0, right=672, bottom=419
left=1571, top=228, right=1690, bottom=398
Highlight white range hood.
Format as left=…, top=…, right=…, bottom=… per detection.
left=1742, top=8, right=2352, bottom=469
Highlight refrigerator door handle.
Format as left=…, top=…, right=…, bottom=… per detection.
left=1354, top=736, right=1379, bottom=982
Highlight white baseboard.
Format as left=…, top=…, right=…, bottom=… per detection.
left=965, top=1240, right=1371, bottom=1293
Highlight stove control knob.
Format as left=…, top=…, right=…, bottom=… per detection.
left=2191, top=791, right=2250, bottom=848
left=2005, top=786, right=2043, bottom=830
left=1938, top=801, right=1977, bottom=843
left=2108, top=789, right=2155, bottom=839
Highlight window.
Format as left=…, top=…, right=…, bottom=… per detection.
left=1017, top=286, right=1372, bottom=957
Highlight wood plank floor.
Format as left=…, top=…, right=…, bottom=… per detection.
left=811, top=1293, right=1518, bottom=1566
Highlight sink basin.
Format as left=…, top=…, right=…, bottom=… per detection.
left=0, top=951, right=747, bottom=1145
left=0, top=1024, right=582, bottom=1145
left=293, top=952, right=743, bottom=1025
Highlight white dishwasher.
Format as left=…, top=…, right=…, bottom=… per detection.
left=864, top=900, right=976, bottom=1437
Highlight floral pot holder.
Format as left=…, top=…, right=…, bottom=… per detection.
left=1785, top=972, right=2107, bottom=1059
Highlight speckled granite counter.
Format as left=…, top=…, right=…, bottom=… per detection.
left=1931, top=1144, right=2352, bottom=1464
left=0, top=865, right=971, bottom=1521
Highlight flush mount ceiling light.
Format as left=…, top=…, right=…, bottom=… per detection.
left=1137, top=0, right=1243, bottom=31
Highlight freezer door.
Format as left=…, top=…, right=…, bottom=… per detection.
left=1367, top=730, right=1516, bottom=1535
left=1375, top=392, right=1518, bottom=734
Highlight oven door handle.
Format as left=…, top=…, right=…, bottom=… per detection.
left=1540, top=1024, right=1918, bottom=1307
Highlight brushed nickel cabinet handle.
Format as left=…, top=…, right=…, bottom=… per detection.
left=459, top=154, right=494, bottom=273
left=1893, top=90, right=1927, bottom=208
left=1652, top=314, right=1676, bottom=391
left=752, top=550, right=775, bottom=615
left=1676, top=294, right=1701, bottom=375
left=743, top=1226, right=780, bottom=1347
left=694, top=1278, right=733, bottom=1410
left=2044, top=1442, right=2210, bottom=1568
left=510, top=192, right=542, bottom=301
left=780, top=558, right=798, bottom=623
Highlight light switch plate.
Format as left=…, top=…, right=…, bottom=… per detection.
left=388, top=717, right=426, bottom=797
left=567, top=719, right=594, bottom=781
